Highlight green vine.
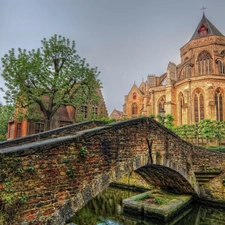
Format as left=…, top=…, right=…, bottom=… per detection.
left=15, top=168, right=23, bottom=174
left=80, top=146, right=88, bottom=157
left=66, top=167, right=75, bottom=177
left=19, top=194, right=28, bottom=204
left=26, top=166, right=35, bottom=172
left=222, top=178, right=225, bottom=186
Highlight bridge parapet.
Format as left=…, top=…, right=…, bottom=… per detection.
left=0, top=120, right=107, bottom=149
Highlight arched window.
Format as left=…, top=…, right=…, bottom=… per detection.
left=197, top=51, right=212, bottom=75
left=193, top=89, right=204, bottom=122
left=158, top=95, right=166, bottom=113
left=133, top=92, right=137, bottom=100
left=215, top=88, right=223, bottom=121
left=218, top=60, right=225, bottom=74
left=221, top=50, right=225, bottom=56
left=179, top=66, right=191, bottom=81
left=179, top=92, right=184, bottom=125
left=132, top=103, right=138, bottom=115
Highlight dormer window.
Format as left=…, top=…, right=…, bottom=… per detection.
left=198, top=24, right=208, bottom=37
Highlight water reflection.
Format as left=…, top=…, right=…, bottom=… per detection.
left=67, top=186, right=225, bottom=225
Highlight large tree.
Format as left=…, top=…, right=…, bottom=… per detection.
left=1, top=35, right=101, bottom=130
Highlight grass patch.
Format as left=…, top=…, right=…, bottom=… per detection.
left=133, top=193, right=149, bottom=201
left=154, top=197, right=167, bottom=204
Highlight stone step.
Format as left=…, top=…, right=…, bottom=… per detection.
left=194, top=171, right=221, bottom=184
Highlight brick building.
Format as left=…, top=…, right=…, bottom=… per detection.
left=123, top=13, right=225, bottom=126
left=7, top=88, right=108, bottom=139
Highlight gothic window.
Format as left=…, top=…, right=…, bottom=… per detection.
left=158, top=95, right=166, bottom=113
left=133, top=92, right=137, bottom=100
left=215, top=88, right=223, bottom=121
left=132, top=103, right=138, bottom=115
left=197, top=51, right=212, bottom=75
left=218, top=60, right=225, bottom=74
left=193, top=89, right=204, bottom=122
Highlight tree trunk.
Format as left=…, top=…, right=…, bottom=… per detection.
left=44, top=118, right=51, bottom=131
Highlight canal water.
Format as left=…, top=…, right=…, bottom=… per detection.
left=67, top=186, right=225, bottom=225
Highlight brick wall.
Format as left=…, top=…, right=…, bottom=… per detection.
left=1, top=117, right=225, bottom=224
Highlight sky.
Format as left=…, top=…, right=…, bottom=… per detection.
left=0, top=0, right=225, bottom=115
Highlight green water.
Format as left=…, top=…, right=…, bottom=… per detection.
left=67, top=187, right=225, bottom=225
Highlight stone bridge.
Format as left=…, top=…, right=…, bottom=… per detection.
left=1, top=117, right=225, bottom=225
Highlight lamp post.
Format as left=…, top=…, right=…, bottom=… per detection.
left=160, top=108, right=166, bottom=125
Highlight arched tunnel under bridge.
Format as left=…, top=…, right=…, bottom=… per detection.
left=136, top=164, right=197, bottom=194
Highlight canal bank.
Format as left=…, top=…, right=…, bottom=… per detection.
left=66, top=185, right=225, bottom=225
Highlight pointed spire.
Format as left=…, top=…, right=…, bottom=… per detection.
left=190, top=13, right=224, bottom=41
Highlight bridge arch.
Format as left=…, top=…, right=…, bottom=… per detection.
left=1, top=117, right=225, bottom=224
left=136, top=164, right=196, bottom=194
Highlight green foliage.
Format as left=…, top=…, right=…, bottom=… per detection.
left=133, top=193, right=149, bottom=201
left=100, top=117, right=116, bottom=123
left=172, top=119, right=225, bottom=148
left=19, top=194, right=28, bottom=204
left=26, top=166, right=35, bottom=172
left=66, top=167, right=75, bottom=177
left=154, top=197, right=167, bottom=204
left=222, top=179, right=225, bottom=186
left=164, top=114, right=174, bottom=129
left=0, top=103, right=14, bottom=141
left=80, top=146, right=88, bottom=157
left=1, top=34, right=101, bottom=131
left=156, top=113, right=174, bottom=129
left=149, top=114, right=155, bottom=119
left=15, top=168, right=23, bottom=174
left=4, top=180, right=13, bottom=193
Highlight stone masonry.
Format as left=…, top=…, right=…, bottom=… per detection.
left=1, top=117, right=225, bottom=224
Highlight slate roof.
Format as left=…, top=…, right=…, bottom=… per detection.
left=190, top=13, right=224, bottom=41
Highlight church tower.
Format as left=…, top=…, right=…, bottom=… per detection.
left=123, top=13, right=225, bottom=126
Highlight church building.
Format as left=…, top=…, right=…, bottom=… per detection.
left=123, top=13, right=225, bottom=126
